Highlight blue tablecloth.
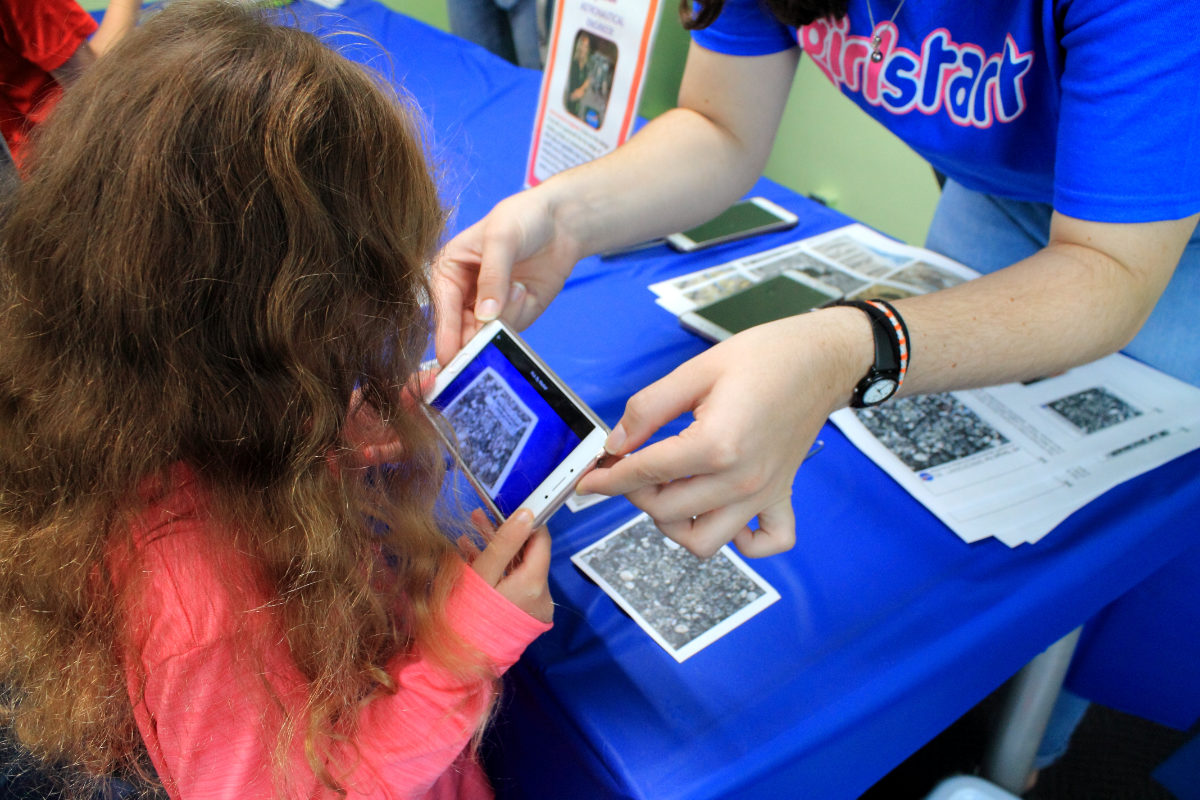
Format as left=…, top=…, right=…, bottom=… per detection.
left=286, top=3, right=1200, bottom=796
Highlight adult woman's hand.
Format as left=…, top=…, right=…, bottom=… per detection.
left=430, top=45, right=801, bottom=367
left=431, top=190, right=583, bottom=366
left=577, top=307, right=870, bottom=558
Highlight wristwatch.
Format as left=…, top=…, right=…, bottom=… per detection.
left=832, top=299, right=909, bottom=408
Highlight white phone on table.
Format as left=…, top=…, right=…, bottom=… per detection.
left=425, top=320, right=609, bottom=527
left=666, top=196, right=799, bottom=252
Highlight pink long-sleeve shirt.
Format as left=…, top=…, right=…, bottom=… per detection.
left=112, top=471, right=551, bottom=799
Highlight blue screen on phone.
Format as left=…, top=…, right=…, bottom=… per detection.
left=430, top=331, right=591, bottom=517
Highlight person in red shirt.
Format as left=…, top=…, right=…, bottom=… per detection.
left=0, top=0, right=139, bottom=163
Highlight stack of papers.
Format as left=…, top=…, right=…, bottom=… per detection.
left=650, top=223, right=974, bottom=314
left=650, top=223, right=1200, bottom=547
left=834, top=356, right=1200, bottom=546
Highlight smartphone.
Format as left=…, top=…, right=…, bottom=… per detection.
left=425, top=320, right=609, bottom=527
left=678, top=270, right=841, bottom=343
left=666, top=197, right=799, bottom=253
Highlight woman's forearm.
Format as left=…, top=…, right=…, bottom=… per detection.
left=894, top=212, right=1198, bottom=398
left=539, top=44, right=801, bottom=256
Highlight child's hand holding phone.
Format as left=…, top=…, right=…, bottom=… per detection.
left=463, top=509, right=553, bottom=624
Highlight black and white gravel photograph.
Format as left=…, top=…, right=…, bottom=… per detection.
left=572, top=513, right=779, bottom=661
left=442, top=367, right=536, bottom=493
left=1045, top=387, right=1143, bottom=435
left=855, top=393, right=1010, bottom=472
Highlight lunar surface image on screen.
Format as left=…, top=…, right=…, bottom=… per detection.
left=442, top=367, right=536, bottom=493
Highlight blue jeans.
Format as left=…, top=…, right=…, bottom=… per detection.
left=1031, top=688, right=1092, bottom=770
left=925, top=179, right=1200, bottom=387
left=446, top=0, right=543, bottom=69
left=924, top=181, right=1200, bottom=769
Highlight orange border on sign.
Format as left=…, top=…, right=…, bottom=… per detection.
left=524, top=1, right=568, bottom=186
left=617, top=0, right=661, bottom=142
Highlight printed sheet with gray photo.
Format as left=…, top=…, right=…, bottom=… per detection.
left=571, top=513, right=780, bottom=661
left=854, top=393, right=1010, bottom=472
left=648, top=223, right=975, bottom=315
left=831, top=354, right=1200, bottom=547
left=442, top=367, right=536, bottom=494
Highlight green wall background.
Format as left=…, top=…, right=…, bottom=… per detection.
left=83, top=0, right=940, bottom=244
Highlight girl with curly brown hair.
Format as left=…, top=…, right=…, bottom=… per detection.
left=0, top=2, right=553, bottom=797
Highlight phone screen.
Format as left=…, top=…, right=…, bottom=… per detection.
left=693, top=274, right=838, bottom=334
left=429, top=330, right=594, bottom=518
left=679, top=201, right=790, bottom=246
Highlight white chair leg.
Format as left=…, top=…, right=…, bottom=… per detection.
left=983, top=627, right=1083, bottom=794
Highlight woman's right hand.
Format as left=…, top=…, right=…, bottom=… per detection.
left=465, top=509, right=554, bottom=624
left=575, top=308, right=871, bottom=559
left=431, top=189, right=583, bottom=366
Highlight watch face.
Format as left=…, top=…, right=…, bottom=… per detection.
left=862, top=378, right=898, bottom=405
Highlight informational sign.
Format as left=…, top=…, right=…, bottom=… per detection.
left=525, top=0, right=661, bottom=187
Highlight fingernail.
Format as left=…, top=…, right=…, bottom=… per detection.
left=475, top=298, right=501, bottom=321
left=508, top=281, right=527, bottom=304
left=512, top=508, right=534, bottom=524
left=603, top=423, right=626, bottom=455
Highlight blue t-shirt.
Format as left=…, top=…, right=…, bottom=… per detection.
left=692, top=0, right=1200, bottom=224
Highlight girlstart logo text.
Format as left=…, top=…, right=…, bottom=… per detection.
left=799, top=17, right=1034, bottom=129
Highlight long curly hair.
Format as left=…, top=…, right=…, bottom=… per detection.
left=0, top=1, right=480, bottom=794
left=680, top=0, right=849, bottom=30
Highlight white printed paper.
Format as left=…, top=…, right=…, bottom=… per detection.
left=572, top=513, right=780, bottom=661
left=648, top=223, right=973, bottom=314
left=833, top=357, right=1200, bottom=546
